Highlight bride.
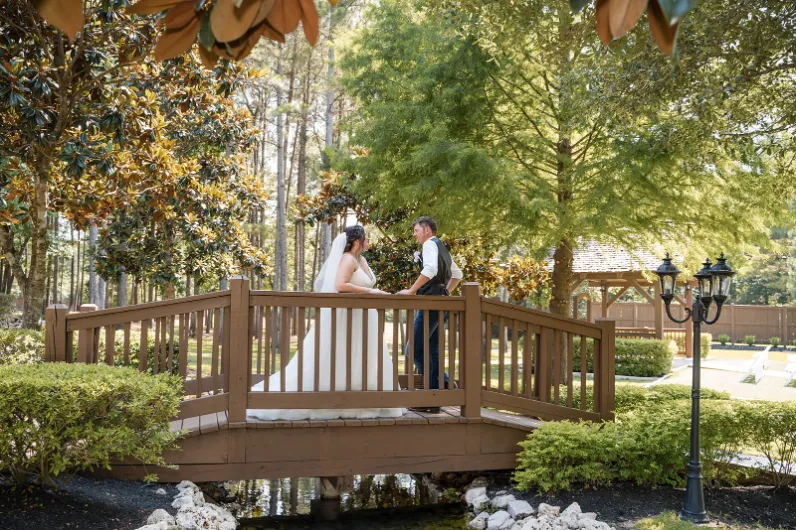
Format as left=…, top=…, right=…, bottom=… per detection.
left=247, top=226, right=404, bottom=421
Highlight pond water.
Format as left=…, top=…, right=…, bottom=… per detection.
left=222, top=474, right=469, bottom=529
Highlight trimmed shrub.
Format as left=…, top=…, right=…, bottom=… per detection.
left=744, top=335, right=756, bottom=346
left=716, top=334, right=730, bottom=346
left=0, top=363, right=181, bottom=485
left=514, top=399, right=762, bottom=492
left=566, top=382, right=730, bottom=415
left=0, top=329, right=45, bottom=365
left=574, top=337, right=674, bottom=377
left=769, top=336, right=781, bottom=348
left=737, top=401, right=796, bottom=490
left=672, top=332, right=711, bottom=358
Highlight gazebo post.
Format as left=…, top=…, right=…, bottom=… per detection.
left=601, top=281, right=609, bottom=319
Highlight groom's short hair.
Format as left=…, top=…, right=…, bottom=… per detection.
left=413, top=216, right=437, bottom=234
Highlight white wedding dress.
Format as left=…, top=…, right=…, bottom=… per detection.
left=247, top=234, right=404, bottom=421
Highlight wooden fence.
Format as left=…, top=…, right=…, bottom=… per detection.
left=45, top=279, right=616, bottom=426
left=592, top=302, right=796, bottom=343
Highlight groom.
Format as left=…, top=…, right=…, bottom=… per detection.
left=398, top=216, right=463, bottom=413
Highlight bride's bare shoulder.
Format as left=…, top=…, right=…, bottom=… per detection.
left=339, top=253, right=358, bottom=268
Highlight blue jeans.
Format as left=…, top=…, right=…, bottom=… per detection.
left=407, top=310, right=449, bottom=389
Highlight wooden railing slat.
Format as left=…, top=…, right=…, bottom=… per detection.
left=423, top=311, right=430, bottom=391
left=580, top=334, right=587, bottom=411
left=567, top=332, right=574, bottom=409
left=331, top=308, right=337, bottom=391
left=407, top=309, right=414, bottom=391
left=362, top=309, right=369, bottom=391
left=377, top=309, right=385, bottom=392
left=511, top=320, right=519, bottom=396
left=196, top=310, right=204, bottom=395
left=123, top=322, right=131, bottom=366
left=346, top=309, right=353, bottom=392
left=298, top=307, right=305, bottom=392
left=281, top=308, right=289, bottom=393
left=498, top=317, right=505, bottom=393
left=314, top=308, right=320, bottom=392
left=438, top=310, right=444, bottom=391
left=212, top=308, right=221, bottom=394
left=392, top=309, right=400, bottom=391
left=179, top=314, right=188, bottom=379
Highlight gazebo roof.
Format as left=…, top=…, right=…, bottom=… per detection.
left=570, top=241, right=661, bottom=274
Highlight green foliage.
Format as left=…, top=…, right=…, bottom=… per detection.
left=0, top=363, right=181, bottom=484
left=567, top=382, right=730, bottom=415
left=769, top=336, right=781, bottom=347
left=717, top=334, right=731, bottom=345
left=574, top=337, right=675, bottom=377
left=744, top=335, right=756, bottom=346
left=633, top=512, right=697, bottom=530
left=514, top=399, right=775, bottom=492
left=671, top=332, right=711, bottom=358
left=0, top=294, right=15, bottom=326
left=0, top=329, right=45, bottom=365
left=737, top=401, right=796, bottom=490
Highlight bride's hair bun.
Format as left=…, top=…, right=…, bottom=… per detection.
left=344, top=225, right=366, bottom=252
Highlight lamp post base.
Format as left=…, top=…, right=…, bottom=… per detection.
left=681, top=463, right=709, bottom=524
left=680, top=508, right=710, bottom=525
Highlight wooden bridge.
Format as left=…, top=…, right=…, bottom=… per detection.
left=44, top=280, right=615, bottom=482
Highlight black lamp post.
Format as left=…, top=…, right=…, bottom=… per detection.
left=655, top=253, right=735, bottom=523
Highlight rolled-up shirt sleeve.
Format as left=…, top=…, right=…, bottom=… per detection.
left=420, top=240, right=438, bottom=279
left=450, top=257, right=463, bottom=280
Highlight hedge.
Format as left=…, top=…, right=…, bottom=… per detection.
left=574, top=337, right=675, bottom=377
left=671, top=332, right=711, bottom=358
left=514, top=399, right=796, bottom=492
left=0, top=329, right=45, bottom=365
left=0, top=363, right=181, bottom=485
left=560, top=382, right=730, bottom=415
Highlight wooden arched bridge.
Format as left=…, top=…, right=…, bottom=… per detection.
left=44, top=280, right=615, bottom=482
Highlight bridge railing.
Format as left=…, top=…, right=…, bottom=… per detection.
left=45, top=278, right=615, bottom=424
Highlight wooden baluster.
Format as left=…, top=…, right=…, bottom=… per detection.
left=139, top=319, right=148, bottom=373
left=511, top=320, right=519, bottom=396
left=461, top=283, right=482, bottom=419
left=169, top=315, right=176, bottom=373
left=66, top=330, right=74, bottom=363
left=196, top=310, right=204, bottom=395
left=211, top=308, right=221, bottom=393
left=484, top=313, right=492, bottom=389
left=498, top=317, right=506, bottom=393
left=438, top=310, right=445, bottom=391
left=407, top=309, right=414, bottom=391
left=281, top=307, right=289, bottom=392
left=422, top=311, right=430, bottom=390
left=580, top=335, right=587, bottom=410
left=362, top=309, right=369, bottom=390
left=346, top=309, right=353, bottom=391
left=523, top=326, right=532, bottom=398
left=256, top=306, right=263, bottom=377
left=314, top=308, right=320, bottom=392
left=593, top=337, right=601, bottom=413
left=160, top=316, right=168, bottom=373
left=448, top=312, right=455, bottom=387
left=392, top=309, right=400, bottom=391
left=270, top=307, right=277, bottom=378
left=378, top=309, right=385, bottom=391
left=553, top=330, right=561, bottom=405
left=179, top=314, right=188, bottom=379
left=248, top=307, right=255, bottom=389
left=78, top=305, right=97, bottom=364
left=153, top=317, right=160, bottom=374
left=123, top=322, right=131, bottom=366
left=331, top=308, right=338, bottom=391
left=567, top=332, right=574, bottom=408
left=104, top=326, right=114, bottom=365
left=262, top=307, right=270, bottom=391
left=223, top=306, right=231, bottom=392
left=227, top=276, right=250, bottom=425
left=538, top=327, right=552, bottom=403
left=297, top=307, right=305, bottom=392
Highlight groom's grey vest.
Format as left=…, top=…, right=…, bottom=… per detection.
left=418, top=237, right=453, bottom=296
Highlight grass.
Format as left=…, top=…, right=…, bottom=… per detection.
left=633, top=511, right=783, bottom=530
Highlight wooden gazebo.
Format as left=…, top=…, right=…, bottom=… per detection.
left=565, top=241, right=695, bottom=357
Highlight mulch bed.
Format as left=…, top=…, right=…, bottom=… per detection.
left=0, top=475, right=178, bottom=530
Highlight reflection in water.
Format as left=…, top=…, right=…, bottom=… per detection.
left=225, top=474, right=463, bottom=521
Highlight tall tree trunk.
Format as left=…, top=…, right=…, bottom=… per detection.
left=76, top=230, right=84, bottom=308
left=69, top=226, right=75, bottom=309
left=52, top=214, right=59, bottom=304
left=320, top=9, right=336, bottom=262
left=118, top=269, right=127, bottom=307
left=295, top=52, right=312, bottom=292
left=98, top=277, right=106, bottom=310
left=89, top=222, right=98, bottom=305
left=275, top=46, right=289, bottom=292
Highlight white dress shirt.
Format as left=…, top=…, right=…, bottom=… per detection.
left=419, top=238, right=463, bottom=281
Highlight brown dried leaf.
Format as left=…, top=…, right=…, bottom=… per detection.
left=199, top=43, right=220, bottom=69
left=609, top=0, right=648, bottom=38
left=154, top=16, right=201, bottom=61
left=267, top=0, right=302, bottom=36
left=647, top=0, right=678, bottom=56
left=34, top=0, right=85, bottom=41
left=213, top=24, right=262, bottom=59
left=261, top=20, right=286, bottom=43
left=595, top=0, right=613, bottom=47
left=299, top=0, right=319, bottom=46
left=165, top=2, right=199, bottom=30
left=211, top=0, right=274, bottom=43
left=327, top=0, right=338, bottom=5
left=127, top=0, right=185, bottom=15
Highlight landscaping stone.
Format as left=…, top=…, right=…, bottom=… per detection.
left=147, top=509, right=176, bottom=526
left=156, top=488, right=168, bottom=495
left=487, top=510, right=513, bottom=530
left=472, top=493, right=491, bottom=511
left=508, top=499, right=535, bottom=519
left=537, top=503, right=560, bottom=517
left=468, top=512, right=490, bottom=530
left=466, top=487, right=488, bottom=506
left=491, top=494, right=516, bottom=508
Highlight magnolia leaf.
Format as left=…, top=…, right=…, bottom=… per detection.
left=261, top=19, right=286, bottom=42
left=656, top=0, right=695, bottom=25
left=569, top=0, right=591, bottom=12
left=595, top=0, right=613, bottom=46
left=154, top=16, right=201, bottom=61
left=609, top=0, right=648, bottom=38
left=165, top=2, right=199, bottom=30
left=267, top=0, right=302, bottom=36
left=298, top=0, right=319, bottom=46
left=647, top=0, right=678, bottom=56
left=211, top=0, right=274, bottom=43
left=34, top=0, right=85, bottom=41
left=198, top=12, right=216, bottom=51
left=127, top=0, right=186, bottom=15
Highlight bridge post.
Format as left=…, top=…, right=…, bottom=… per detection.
left=227, top=276, right=251, bottom=426
left=77, top=304, right=98, bottom=364
left=45, top=304, right=69, bottom=362
left=462, top=283, right=482, bottom=419
left=596, top=319, right=616, bottom=421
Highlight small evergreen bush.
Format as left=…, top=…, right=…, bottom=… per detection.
left=716, top=334, right=730, bottom=346
left=573, top=337, right=674, bottom=377
left=0, top=329, right=45, bottom=365
left=744, top=335, right=756, bottom=346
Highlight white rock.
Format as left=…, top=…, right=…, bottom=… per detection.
left=472, top=494, right=491, bottom=511
left=468, top=515, right=488, bottom=530
left=192, top=490, right=206, bottom=507
left=171, top=495, right=194, bottom=509
left=134, top=523, right=169, bottom=530
left=491, top=494, right=516, bottom=509
left=156, top=488, right=168, bottom=496
left=147, top=509, right=176, bottom=526
left=537, top=503, right=560, bottom=517
left=495, top=490, right=508, bottom=496
left=176, top=505, right=222, bottom=530
left=577, top=520, right=612, bottom=530
left=466, top=487, right=488, bottom=506
left=488, top=510, right=512, bottom=530
left=500, top=518, right=517, bottom=530
left=561, top=503, right=582, bottom=518
left=519, top=518, right=540, bottom=530
left=206, top=503, right=237, bottom=526
left=579, top=513, right=597, bottom=521
left=508, top=500, right=535, bottom=519
left=219, top=522, right=236, bottom=530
